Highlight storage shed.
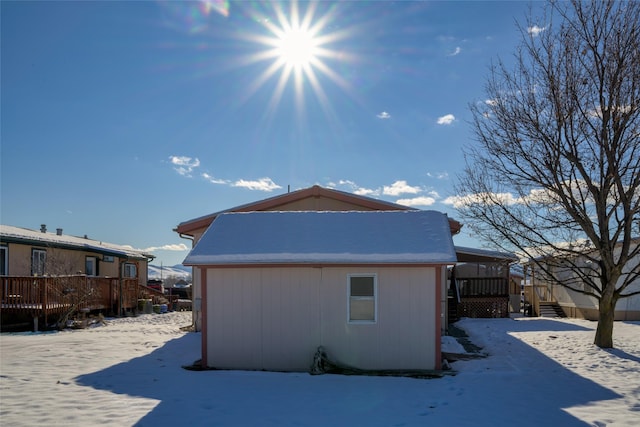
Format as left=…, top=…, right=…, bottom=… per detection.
left=184, top=210, right=457, bottom=372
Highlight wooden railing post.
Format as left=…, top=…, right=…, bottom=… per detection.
left=41, top=277, right=48, bottom=328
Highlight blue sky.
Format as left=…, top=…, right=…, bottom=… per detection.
left=1, top=0, right=543, bottom=267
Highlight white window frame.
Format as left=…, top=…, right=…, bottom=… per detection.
left=0, top=245, right=8, bottom=275
left=32, top=248, right=46, bottom=276
left=85, top=256, right=97, bottom=276
left=347, top=273, right=377, bottom=323
left=122, top=262, right=137, bottom=278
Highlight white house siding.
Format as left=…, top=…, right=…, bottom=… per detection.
left=547, top=250, right=640, bottom=320
left=552, top=282, right=640, bottom=320
left=204, top=266, right=438, bottom=372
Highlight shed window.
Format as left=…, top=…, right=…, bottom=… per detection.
left=348, top=274, right=376, bottom=322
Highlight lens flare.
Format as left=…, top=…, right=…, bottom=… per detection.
left=159, top=0, right=230, bottom=33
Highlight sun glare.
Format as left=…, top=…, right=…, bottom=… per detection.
left=237, top=1, right=354, bottom=119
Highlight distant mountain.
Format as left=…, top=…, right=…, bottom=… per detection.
left=148, top=264, right=192, bottom=280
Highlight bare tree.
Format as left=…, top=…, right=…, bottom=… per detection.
left=455, top=0, right=640, bottom=348
left=42, top=248, right=101, bottom=329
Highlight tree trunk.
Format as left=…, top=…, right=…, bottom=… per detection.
left=594, top=292, right=616, bottom=348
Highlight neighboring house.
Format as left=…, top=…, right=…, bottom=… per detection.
left=1, top=224, right=154, bottom=329
left=175, top=185, right=463, bottom=331
left=0, top=224, right=152, bottom=285
left=451, top=247, right=520, bottom=319
left=183, top=210, right=457, bottom=372
left=523, top=239, right=640, bottom=320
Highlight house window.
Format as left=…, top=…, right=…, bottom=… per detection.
left=0, top=246, right=7, bottom=275
left=348, top=274, right=377, bottom=323
left=32, top=249, right=46, bottom=276
left=122, top=263, right=137, bottom=278
left=86, top=257, right=98, bottom=276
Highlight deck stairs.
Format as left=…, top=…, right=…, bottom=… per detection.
left=538, top=301, right=566, bottom=318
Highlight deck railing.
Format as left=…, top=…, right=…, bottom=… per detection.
left=457, top=277, right=509, bottom=297
left=1, top=275, right=139, bottom=320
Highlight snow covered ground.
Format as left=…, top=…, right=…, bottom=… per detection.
left=1, top=312, right=638, bottom=426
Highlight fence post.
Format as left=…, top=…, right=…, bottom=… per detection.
left=119, top=278, right=123, bottom=317
left=42, top=277, right=48, bottom=329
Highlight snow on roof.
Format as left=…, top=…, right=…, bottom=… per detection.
left=0, top=224, right=151, bottom=260
left=183, top=210, right=457, bottom=266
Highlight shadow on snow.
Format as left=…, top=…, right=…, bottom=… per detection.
left=74, top=321, right=622, bottom=427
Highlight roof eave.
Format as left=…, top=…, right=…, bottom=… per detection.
left=184, top=261, right=456, bottom=268
left=0, top=235, right=149, bottom=261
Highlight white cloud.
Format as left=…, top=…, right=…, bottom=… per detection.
left=330, top=180, right=379, bottom=196
left=170, top=155, right=200, bottom=167
left=143, top=243, right=189, bottom=252
left=527, top=25, right=546, bottom=37
left=588, top=105, right=632, bottom=118
left=447, top=47, right=461, bottom=56
left=436, top=114, right=455, bottom=125
left=443, top=187, right=566, bottom=209
left=169, top=155, right=200, bottom=177
left=396, top=196, right=437, bottom=207
left=443, top=192, right=522, bottom=208
left=383, top=180, right=421, bottom=196
left=377, top=111, right=391, bottom=119
left=337, top=179, right=357, bottom=188
left=169, top=156, right=283, bottom=193
left=426, top=172, right=449, bottom=180
left=353, top=187, right=378, bottom=196
left=173, top=167, right=190, bottom=176
left=233, top=178, right=281, bottom=192
left=202, top=173, right=229, bottom=185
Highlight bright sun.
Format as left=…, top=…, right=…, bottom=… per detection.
left=239, top=1, right=353, bottom=117
left=276, top=26, right=319, bottom=69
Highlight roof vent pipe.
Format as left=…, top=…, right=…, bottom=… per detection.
left=40, top=224, right=47, bottom=233
left=56, top=228, right=63, bottom=236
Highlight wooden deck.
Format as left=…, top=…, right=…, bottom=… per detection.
left=452, top=277, right=511, bottom=319
left=1, top=275, right=143, bottom=328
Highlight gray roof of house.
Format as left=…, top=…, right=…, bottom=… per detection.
left=183, top=210, right=457, bottom=266
left=0, top=224, right=152, bottom=260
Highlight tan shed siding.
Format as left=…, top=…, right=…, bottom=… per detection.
left=259, top=268, right=321, bottom=370
left=264, top=197, right=378, bottom=212
left=206, top=268, right=263, bottom=369
left=206, top=267, right=321, bottom=371
left=320, top=267, right=436, bottom=370
left=206, top=265, right=438, bottom=371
